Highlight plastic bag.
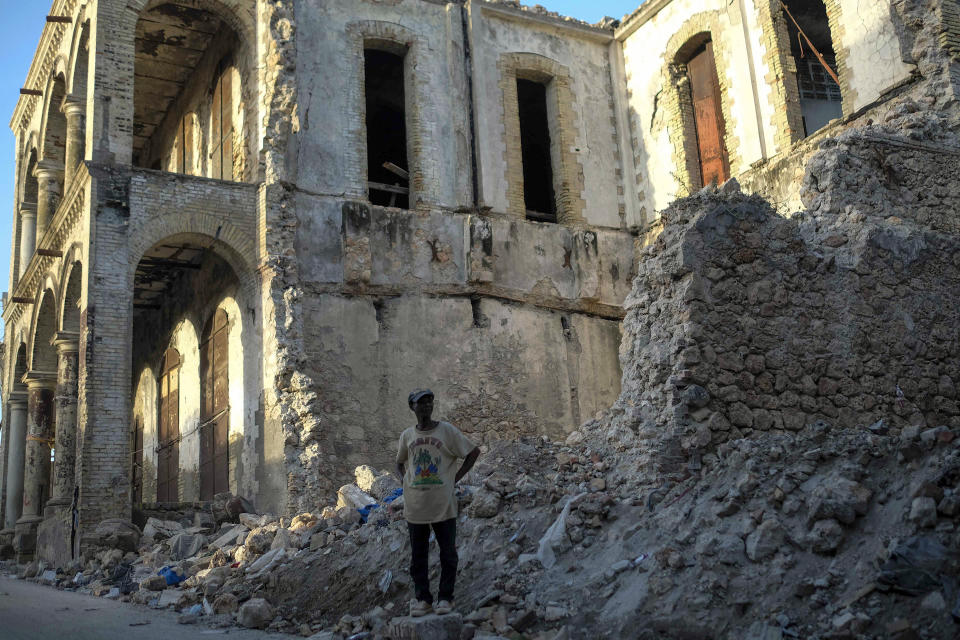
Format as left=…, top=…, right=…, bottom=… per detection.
left=537, top=493, right=586, bottom=569
left=158, top=565, right=186, bottom=586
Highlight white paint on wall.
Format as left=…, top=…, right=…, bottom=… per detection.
left=840, top=0, right=914, bottom=111
left=169, top=319, right=201, bottom=502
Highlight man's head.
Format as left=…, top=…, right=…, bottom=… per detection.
left=408, top=389, right=435, bottom=423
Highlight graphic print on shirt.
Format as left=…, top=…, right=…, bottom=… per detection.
left=411, top=437, right=444, bottom=486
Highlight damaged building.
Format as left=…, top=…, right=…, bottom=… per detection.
left=0, top=0, right=937, bottom=571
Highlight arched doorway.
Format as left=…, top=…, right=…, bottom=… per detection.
left=199, top=308, right=229, bottom=500
left=157, top=348, right=180, bottom=503
left=680, top=37, right=729, bottom=188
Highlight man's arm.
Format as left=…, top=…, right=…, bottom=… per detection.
left=397, top=462, right=405, bottom=481
left=455, top=447, right=481, bottom=483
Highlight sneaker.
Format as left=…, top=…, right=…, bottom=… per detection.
left=410, top=599, right=432, bottom=617
left=434, top=600, right=453, bottom=615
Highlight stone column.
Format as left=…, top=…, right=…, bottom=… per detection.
left=47, top=334, right=80, bottom=510
left=61, top=96, right=86, bottom=188
left=18, top=202, right=37, bottom=278
left=34, top=160, right=64, bottom=243
left=1, top=394, right=28, bottom=532
left=14, top=372, right=55, bottom=561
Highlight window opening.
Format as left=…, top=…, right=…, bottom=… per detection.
left=211, top=58, right=235, bottom=181
left=685, top=41, right=730, bottom=188
left=780, top=0, right=842, bottom=136
left=157, top=348, right=181, bottom=503
left=517, top=79, right=556, bottom=222
left=365, top=49, right=409, bottom=209
left=199, top=309, right=229, bottom=501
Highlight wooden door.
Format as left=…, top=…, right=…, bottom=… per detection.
left=200, top=309, right=229, bottom=500
left=131, top=416, right=143, bottom=506
left=687, top=42, right=730, bottom=187
left=157, top=349, right=180, bottom=503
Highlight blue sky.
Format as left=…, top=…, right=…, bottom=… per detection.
left=0, top=0, right=643, bottom=310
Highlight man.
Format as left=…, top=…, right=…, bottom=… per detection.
left=396, top=389, right=481, bottom=617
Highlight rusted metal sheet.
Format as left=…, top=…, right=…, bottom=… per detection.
left=157, top=348, right=180, bottom=503
left=687, top=42, right=730, bottom=187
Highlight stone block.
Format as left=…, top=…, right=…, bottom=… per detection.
left=386, top=613, right=464, bottom=640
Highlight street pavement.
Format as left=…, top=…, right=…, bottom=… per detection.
left=0, top=575, right=293, bottom=639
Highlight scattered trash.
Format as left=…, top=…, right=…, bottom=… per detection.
left=158, top=565, right=186, bottom=586
left=378, top=569, right=392, bottom=594
left=537, top=493, right=586, bottom=569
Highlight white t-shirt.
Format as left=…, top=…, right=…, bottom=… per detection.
left=396, top=421, right=476, bottom=524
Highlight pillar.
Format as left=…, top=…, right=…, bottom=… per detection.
left=1, top=394, right=27, bottom=532
left=47, top=334, right=80, bottom=510
left=14, top=372, right=55, bottom=562
left=34, top=160, right=64, bottom=243
left=61, top=96, right=86, bottom=188
left=18, top=202, right=37, bottom=278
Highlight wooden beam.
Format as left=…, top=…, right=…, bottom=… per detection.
left=10, top=297, right=34, bottom=304
left=19, top=89, right=43, bottom=97
left=46, top=16, right=73, bottom=24
left=368, top=181, right=409, bottom=195
left=139, top=258, right=201, bottom=269
left=35, top=249, right=63, bottom=258
left=383, top=162, right=409, bottom=180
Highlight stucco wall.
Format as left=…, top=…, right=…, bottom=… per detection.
left=839, top=0, right=915, bottom=111
left=300, top=293, right=622, bottom=484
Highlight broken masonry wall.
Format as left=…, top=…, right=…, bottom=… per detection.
left=601, top=169, right=960, bottom=480
left=299, top=294, right=622, bottom=494
left=287, top=195, right=632, bottom=512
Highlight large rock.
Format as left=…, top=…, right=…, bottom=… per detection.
left=210, top=524, right=248, bottom=549
left=355, top=465, right=401, bottom=500
left=238, top=597, right=275, bottom=629
left=468, top=489, right=501, bottom=518
left=142, top=517, right=183, bottom=541
left=337, top=484, right=376, bottom=510
left=746, top=519, right=784, bottom=562
left=213, top=593, right=239, bottom=614
left=387, top=613, right=463, bottom=639
left=805, top=478, right=872, bottom=526
left=168, top=532, right=206, bottom=560
left=91, top=519, right=141, bottom=552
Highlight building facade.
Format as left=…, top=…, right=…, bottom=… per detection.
left=0, top=0, right=935, bottom=565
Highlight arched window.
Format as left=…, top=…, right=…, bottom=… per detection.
left=199, top=309, right=229, bottom=500
left=157, top=348, right=181, bottom=503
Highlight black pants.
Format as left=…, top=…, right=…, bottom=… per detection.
left=407, top=518, right=458, bottom=603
